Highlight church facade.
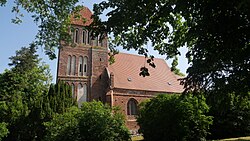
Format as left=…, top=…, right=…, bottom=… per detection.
left=57, top=7, right=183, bottom=133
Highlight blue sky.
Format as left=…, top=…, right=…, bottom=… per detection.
left=0, top=0, right=188, bottom=82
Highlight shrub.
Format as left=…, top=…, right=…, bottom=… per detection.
left=207, top=92, right=250, bottom=139
left=137, top=94, right=212, bottom=141
left=44, top=101, right=131, bottom=141
left=0, top=122, right=9, bottom=141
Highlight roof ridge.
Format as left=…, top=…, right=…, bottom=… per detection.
left=118, top=52, right=167, bottom=61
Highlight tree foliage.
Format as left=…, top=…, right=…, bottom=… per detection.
left=206, top=91, right=250, bottom=139
left=1, top=0, right=249, bottom=93
left=0, top=45, right=52, bottom=140
left=137, top=94, right=213, bottom=141
left=0, top=45, right=78, bottom=140
left=0, top=122, right=9, bottom=141
left=93, top=0, right=250, bottom=94
left=93, top=1, right=250, bottom=139
left=171, top=56, right=185, bottom=77
left=40, top=81, right=77, bottom=120
left=44, top=101, right=131, bottom=141
left=0, top=0, right=84, bottom=59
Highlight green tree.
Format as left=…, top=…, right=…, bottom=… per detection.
left=40, top=81, right=77, bottom=120
left=0, top=45, right=77, bottom=140
left=44, top=101, right=131, bottom=141
left=0, top=0, right=84, bottom=59
left=0, top=122, right=9, bottom=141
left=137, top=94, right=213, bottom=141
left=94, top=2, right=250, bottom=138
left=0, top=45, right=52, bottom=141
left=171, top=56, right=185, bottom=77
left=206, top=92, right=250, bottom=139
left=93, top=0, right=250, bottom=94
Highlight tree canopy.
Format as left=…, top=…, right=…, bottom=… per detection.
left=0, top=45, right=79, bottom=140
left=1, top=0, right=249, bottom=93
left=0, top=45, right=52, bottom=140
left=44, top=101, right=131, bottom=141
left=0, top=0, right=82, bottom=59
left=137, top=94, right=212, bottom=141
left=93, top=0, right=250, bottom=93
left=206, top=91, right=250, bottom=139
left=171, top=56, right=185, bottom=76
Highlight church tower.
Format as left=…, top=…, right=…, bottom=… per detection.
left=57, top=7, right=109, bottom=106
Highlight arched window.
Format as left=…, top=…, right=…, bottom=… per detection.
left=82, top=30, right=86, bottom=44
left=78, top=56, right=83, bottom=76
left=83, top=84, right=87, bottom=101
left=77, top=83, right=87, bottom=107
left=99, top=35, right=104, bottom=47
left=83, top=56, right=88, bottom=76
left=74, top=29, right=79, bottom=43
left=127, top=98, right=138, bottom=115
left=67, top=55, right=71, bottom=75
left=93, top=35, right=98, bottom=46
left=71, top=55, right=76, bottom=75
left=72, top=83, right=75, bottom=98
left=87, top=31, right=91, bottom=45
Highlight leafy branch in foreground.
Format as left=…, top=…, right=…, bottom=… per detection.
left=1, top=0, right=85, bottom=59
left=93, top=0, right=250, bottom=94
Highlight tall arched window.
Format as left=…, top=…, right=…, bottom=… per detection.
left=87, top=31, right=91, bottom=45
left=77, top=83, right=87, bottom=107
left=72, top=83, right=75, bottom=98
left=99, top=35, right=104, bottom=47
left=71, top=55, right=76, bottom=75
left=93, top=35, right=98, bottom=46
left=83, top=84, right=87, bottom=101
left=127, top=98, right=138, bottom=115
left=67, top=55, right=71, bottom=75
left=77, top=83, right=83, bottom=106
left=82, top=30, right=86, bottom=44
left=83, top=56, right=88, bottom=76
left=74, top=29, right=79, bottom=43
left=78, top=56, right=83, bottom=76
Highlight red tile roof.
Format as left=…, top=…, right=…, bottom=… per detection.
left=70, top=7, right=93, bottom=26
left=107, top=53, right=184, bottom=93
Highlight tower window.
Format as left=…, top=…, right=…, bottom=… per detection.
left=83, top=56, right=88, bottom=76
left=79, top=64, right=82, bottom=72
left=78, top=56, right=83, bottom=76
left=82, top=30, right=86, bottom=44
left=77, top=83, right=87, bottom=107
left=87, top=31, right=91, bottom=45
left=67, top=55, right=71, bottom=75
left=84, top=64, right=87, bottom=72
left=71, top=55, right=76, bottom=75
left=72, top=83, right=75, bottom=98
left=93, top=35, right=98, bottom=46
left=100, top=35, right=105, bottom=47
left=127, top=98, right=138, bottom=115
left=74, top=29, right=79, bottom=43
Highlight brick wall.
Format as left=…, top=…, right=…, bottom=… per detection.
left=57, top=24, right=108, bottom=103
left=90, top=48, right=108, bottom=101
left=110, top=88, right=154, bottom=133
left=108, top=88, right=172, bottom=134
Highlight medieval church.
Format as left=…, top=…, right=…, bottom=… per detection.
left=57, top=7, right=183, bottom=133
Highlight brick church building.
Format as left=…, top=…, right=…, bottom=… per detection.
left=57, top=7, right=184, bottom=133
